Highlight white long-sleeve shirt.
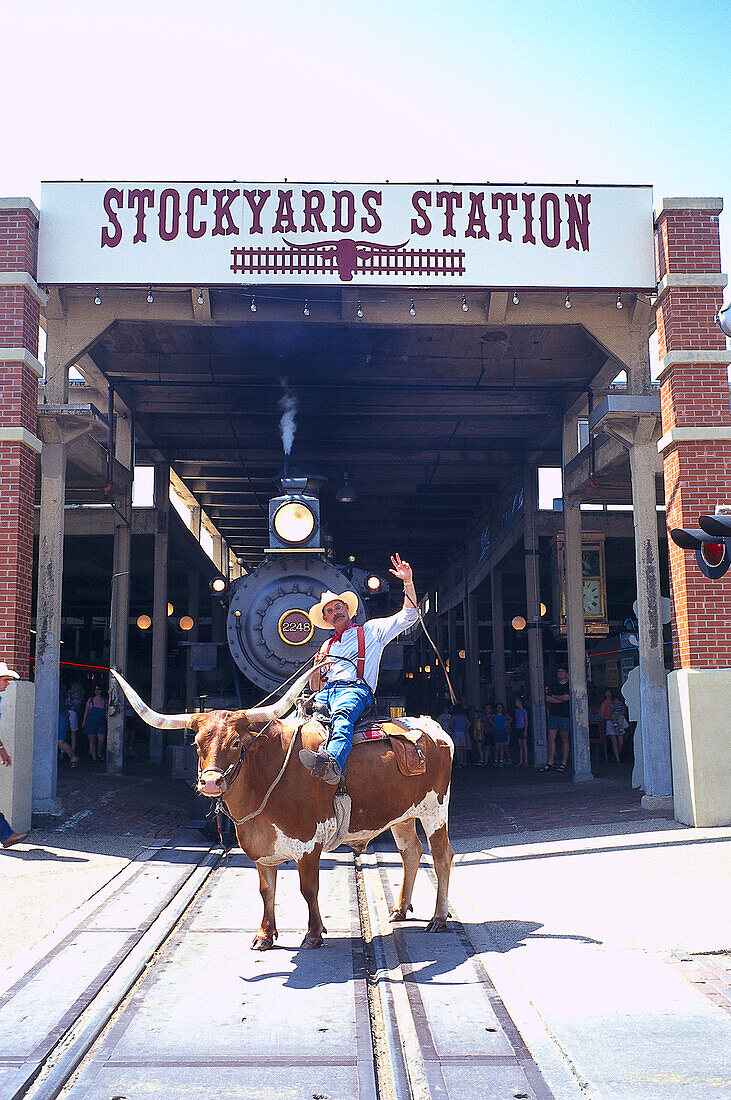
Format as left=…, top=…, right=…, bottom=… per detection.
left=318, top=607, right=419, bottom=692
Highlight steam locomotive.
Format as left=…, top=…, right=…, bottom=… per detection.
left=221, top=475, right=407, bottom=701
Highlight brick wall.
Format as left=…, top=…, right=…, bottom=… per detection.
left=655, top=199, right=731, bottom=668
left=0, top=201, right=40, bottom=677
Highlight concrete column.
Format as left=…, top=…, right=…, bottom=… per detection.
left=562, top=421, right=593, bottom=783
left=107, top=508, right=131, bottom=775
left=628, top=434, right=672, bottom=798
left=150, top=464, right=169, bottom=763
left=447, top=608, right=458, bottom=700
left=490, top=568, right=507, bottom=705
left=465, top=585, right=480, bottom=709
left=523, top=467, right=548, bottom=767
left=185, top=571, right=200, bottom=709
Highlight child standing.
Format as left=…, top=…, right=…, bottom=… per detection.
left=492, top=703, right=512, bottom=767
left=514, top=696, right=529, bottom=766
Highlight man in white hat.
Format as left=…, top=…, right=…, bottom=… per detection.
left=0, top=661, right=29, bottom=848
left=299, top=553, right=418, bottom=784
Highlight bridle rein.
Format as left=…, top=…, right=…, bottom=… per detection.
left=197, top=716, right=302, bottom=828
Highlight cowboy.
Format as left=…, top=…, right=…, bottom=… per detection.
left=299, top=554, right=418, bottom=784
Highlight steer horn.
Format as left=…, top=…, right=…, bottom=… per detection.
left=245, top=664, right=316, bottom=724
left=110, top=668, right=194, bottom=730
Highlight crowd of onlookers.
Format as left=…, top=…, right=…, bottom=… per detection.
left=435, top=675, right=631, bottom=773
left=436, top=696, right=530, bottom=770
left=58, top=681, right=108, bottom=767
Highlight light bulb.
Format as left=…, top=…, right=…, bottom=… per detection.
left=565, top=293, right=572, bottom=309
left=409, top=299, right=416, bottom=317
left=197, top=289, right=204, bottom=305
left=616, top=294, right=623, bottom=309
left=303, top=299, right=310, bottom=317
left=94, top=289, right=101, bottom=306
left=250, top=295, right=257, bottom=312
left=461, top=295, right=468, bottom=312
left=512, top=291, right=519, bottom=305
left=147, top=287, right=154, bottom=304
left=356, top=300, right=363, bottom=319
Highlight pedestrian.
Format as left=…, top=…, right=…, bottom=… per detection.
left=514, top=695, right=529, bottom=766
left=492, top=702, right=512, bottom=766
left=58, top=693, right=80, bottom=766
left=436, top=705, right=453, bottom=739
left=82, top=684, right=108, bottom=763
left=66, top=681, right=84, bottom=757
left=604, top=691, right=627, bottom=763
left=542, top=667, right=571, bottom=772
left=471, top=705, right=486, bottom=766
left=0, top=661, right=29, bottom=848
left=482, top=703, right=495, bottom=766
left=451, top=704, right=469, bottom=767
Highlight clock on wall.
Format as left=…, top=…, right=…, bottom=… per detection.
left=554, top=534, right=609, bottom=636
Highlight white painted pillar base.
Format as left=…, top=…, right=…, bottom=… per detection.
left=0, top=681, right=35, bottom=833
left=668, top=668, right=731, bottom=827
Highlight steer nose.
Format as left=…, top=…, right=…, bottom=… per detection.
left=198, top=769, right=224, bottom=796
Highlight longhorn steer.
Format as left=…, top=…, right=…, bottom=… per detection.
left=111, top=668, right=454, bottom=949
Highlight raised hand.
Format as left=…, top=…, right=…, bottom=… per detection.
left=389, top=553, right=413, bottom=584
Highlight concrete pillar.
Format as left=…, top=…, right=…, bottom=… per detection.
left=523, top=467, right=548, bottom=767
left=185, top=571, right=200, bottom=709
left=150, top=463, right=169, bottom=763
left=32, top=439, right=67, bottom=810
left=490, top=568, right=507, bottom=705
left=107, top=506, right=131, bottom=775
left=562, top=421, right=593, bottom=783
left=447, top=608, right=458, bottom=700
left=628, top=437, right=672, bottom=798
left=465, top=584, right=480, bottom=710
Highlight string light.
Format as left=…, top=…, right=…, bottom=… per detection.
left=616, top=293, right=623, bottom=309
left=147, top=287, right=154, bottom=304
left=94, top=289, right=101, bottom=305
left=356, top=299, right=363, bottom=319
left=512, top=291, right=519, bottom=305
left=197, top=289, right=205, bottom=305
left=565, top=293, right=572, bottom=309
left=461, top=295, right=468, bottom=312
left=303, top=299, right=310, bottom=317
left=409, top=299, right=416, bottom=317
left=250, top=294, right=257, bottom=312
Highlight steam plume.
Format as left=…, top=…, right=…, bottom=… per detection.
left=278, top=378, right=297, bottom=456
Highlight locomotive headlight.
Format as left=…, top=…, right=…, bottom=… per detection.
left=273, top=500, right=316, bottom=544
left=366, top=575, right=382, bottom=591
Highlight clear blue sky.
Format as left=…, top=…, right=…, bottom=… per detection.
left=3, top=0, right=729, bottom=276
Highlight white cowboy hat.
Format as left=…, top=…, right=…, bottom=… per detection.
left=0, top=662, right=20, bottom=679
left=308, top=589, right=359, bottom=630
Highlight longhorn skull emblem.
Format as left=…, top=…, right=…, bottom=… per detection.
left=283, top=237, right=410, bottom=282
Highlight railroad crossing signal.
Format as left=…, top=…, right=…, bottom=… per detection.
left=671, top=514, right=731, bottom=579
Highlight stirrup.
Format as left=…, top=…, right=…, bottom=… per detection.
left=299, top=747, right=341, bottom=785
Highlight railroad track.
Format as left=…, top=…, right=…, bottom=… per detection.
left=0, top=835, right=562, bottom=1100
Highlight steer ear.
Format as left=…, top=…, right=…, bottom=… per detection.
left=110, top=669, right=194, bottom=730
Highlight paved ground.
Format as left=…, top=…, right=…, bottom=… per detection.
left=1, top=755, right=730, bottom=1098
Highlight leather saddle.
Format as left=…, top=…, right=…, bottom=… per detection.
left=301, top=714, right=427, bottom=777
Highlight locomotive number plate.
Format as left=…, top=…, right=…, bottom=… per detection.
left=277, top=609, right=315, bottom=646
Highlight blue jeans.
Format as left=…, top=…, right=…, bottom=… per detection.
left=315, top=681, right=372, bottom=773
left=0, top=812, right=13, bottom=842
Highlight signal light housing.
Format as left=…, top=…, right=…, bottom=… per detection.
left=671, top=514, right=731, bottom=579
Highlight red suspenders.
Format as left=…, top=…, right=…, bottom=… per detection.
left=319, top=624, right=365, bottom=681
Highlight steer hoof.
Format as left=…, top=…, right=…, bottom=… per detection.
left=250, top=933, right=276, bottom=951
left=300, top=932, right=324, bottom=949
left=425, top=917, right=448, bottom=933
left=389, top=904, right=413, bottom=922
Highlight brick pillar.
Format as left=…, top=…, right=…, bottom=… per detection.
left=0, top=199, right=43, bottom=676
left=655, top=197, right=731, bottom=827
left=655, top=198, right=731, bottom=669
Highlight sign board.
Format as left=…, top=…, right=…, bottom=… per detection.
left=38, top=181, right=656, bottom=289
